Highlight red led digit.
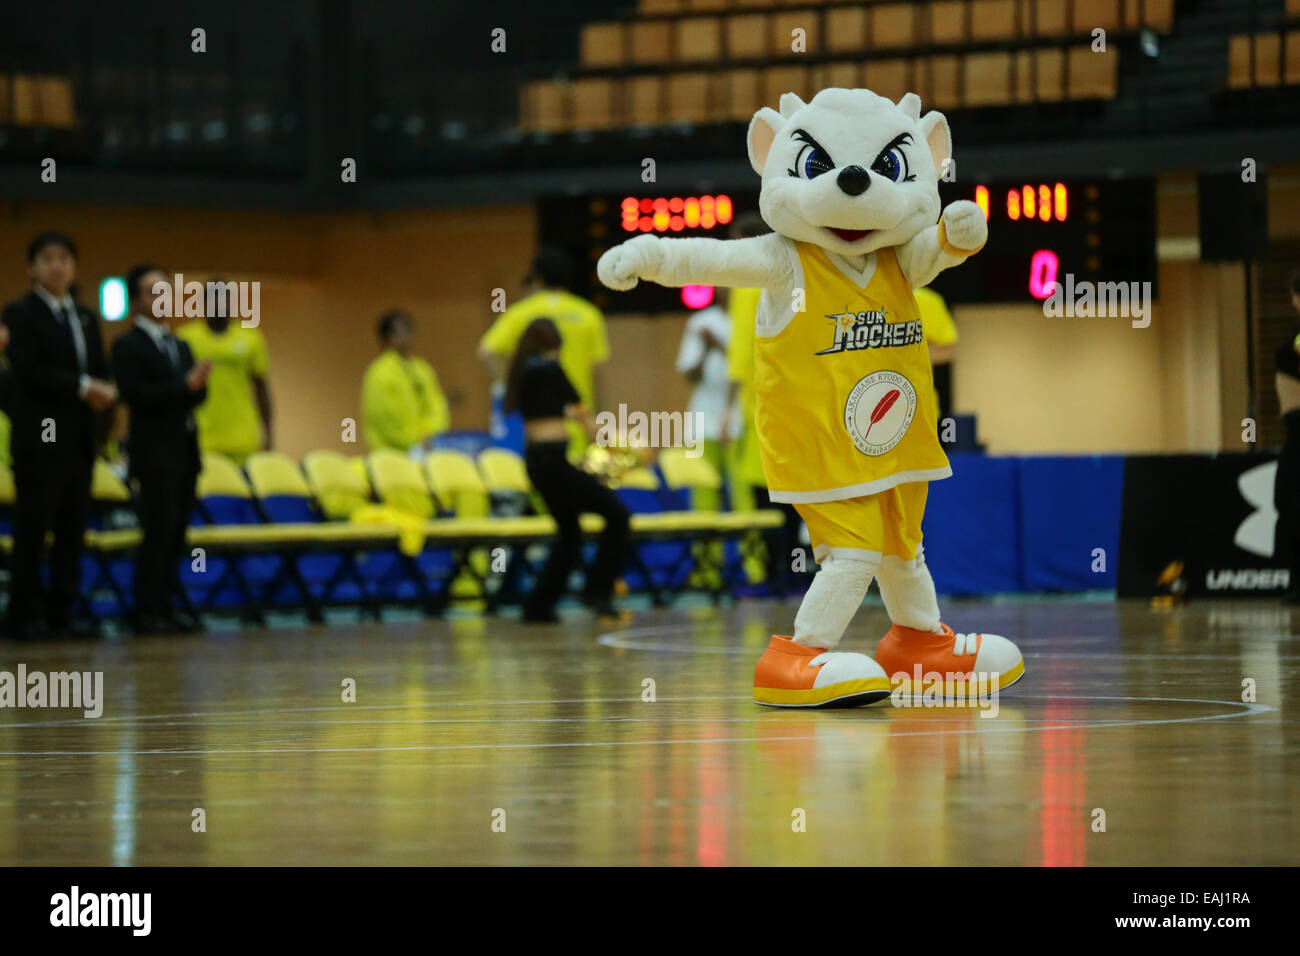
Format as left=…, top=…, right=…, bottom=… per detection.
left=1028, top=249, right=1059, bottom=299
left=716, top=195, right=733, bottom=224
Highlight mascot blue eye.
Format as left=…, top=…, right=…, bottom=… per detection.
left=871, top=147, right=908, bottom=182
left=801, top=146, right=833, bottom=179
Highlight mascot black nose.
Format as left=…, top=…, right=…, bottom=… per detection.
left=836, top=165, right=871, bottom=196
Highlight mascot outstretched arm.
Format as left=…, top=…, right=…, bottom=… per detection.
left=599, top=87, right=1024, bottom=708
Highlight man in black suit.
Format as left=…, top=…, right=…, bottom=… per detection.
left=112, top=264, right=211, bottom=635
left=2, top=233, right=116, bottom=639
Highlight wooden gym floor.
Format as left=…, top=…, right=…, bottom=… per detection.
left=0, top=596, right=1295, bottom=866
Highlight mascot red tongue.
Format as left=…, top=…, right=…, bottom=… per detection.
left=598, top=87, right=1026, bottom=707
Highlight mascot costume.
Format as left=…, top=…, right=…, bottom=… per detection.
left=598, top=88, right=1026, bottom=707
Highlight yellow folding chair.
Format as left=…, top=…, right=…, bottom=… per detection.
left=425, top=450, right=492, bottom=600
left=477, top=447, right=532, bottom=516
left=656, top=448, right=727, bottom=591
left=245, top=451, right=313, bottom=499
left=476, top=447, right=530, bottom=493
left=195, top=451, right=262, bottom=525
left=425, top=450, right=488, bottom=517
left=302, top=450, right=373, bottom=520
left=658, top=447, right=722, bottom=494
left=367, top=448, right=435, bottom=519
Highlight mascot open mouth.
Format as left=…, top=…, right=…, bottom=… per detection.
left=827, top=227, right=873, bottom=242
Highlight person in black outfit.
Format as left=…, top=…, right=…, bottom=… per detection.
left=112, top=265, right=211, bottom=634
left=505, top=318, right=630, bottom=623
left=1275, top=269, right=1300, bottom=603
left=2, top=233, right=117, bottom=639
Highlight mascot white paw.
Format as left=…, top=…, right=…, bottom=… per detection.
left=596, top=234, right=658, bottom=291
left=940, top=199, right=988, bottom=253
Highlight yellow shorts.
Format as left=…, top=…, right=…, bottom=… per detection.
left=793, top=481, right=928, bottom=563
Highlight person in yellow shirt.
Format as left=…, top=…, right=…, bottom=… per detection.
left=722, top=285, right=766, bottom=504
left=361, top=309, right=450, bottom=454
left=719, top=214, right=786, bottom=587
left=719, top=214, right=773, bottom=503
left=176, top=309, right=273, bottom=464
left=477, top=247, right=609, bottom=456
left=720, top=285, right=769, bottom=585
left=913, top=285, right=958, bottom=424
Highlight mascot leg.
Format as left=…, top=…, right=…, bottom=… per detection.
left=753, top=502, right=891, bottom=708
left=874, top=508, right=1025, bottom=698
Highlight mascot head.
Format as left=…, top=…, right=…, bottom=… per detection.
left=747, top=88, right=951, bottom=256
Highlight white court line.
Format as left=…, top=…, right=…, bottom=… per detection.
left=595, top=624, right=1300, bottom=659
left=0, top=702, right=1260, bottom=731
left=0, top=696, right=737, bottom=730
left=0, top=695, right=1272, bottom=756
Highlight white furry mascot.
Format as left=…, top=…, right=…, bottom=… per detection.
left=599, top=88, right=1025, bottom=707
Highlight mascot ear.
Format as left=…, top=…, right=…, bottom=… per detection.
left=778, top=92, right=806, bottom=118
left=896, top=92, right=922, bottom=120
left=918, top=109, right=952, bottom=180
left=747, top=106, right=783, bottom=176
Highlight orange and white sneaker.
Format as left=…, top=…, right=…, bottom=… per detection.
left=753, top=634, right=892, bottom=708
left=875, top=622, right=1024, bottom=697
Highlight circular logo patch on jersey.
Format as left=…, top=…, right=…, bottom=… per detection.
left=844, top=370, right=918, bottom=456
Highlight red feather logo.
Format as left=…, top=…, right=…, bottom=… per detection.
left=863, top=389, right=901, bottom=441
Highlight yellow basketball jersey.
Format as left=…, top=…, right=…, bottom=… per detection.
left=754, top=241, right=951, bottom=503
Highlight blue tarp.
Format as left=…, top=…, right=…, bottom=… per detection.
left=924, top=453, right=1124, bottom=595
left=1018, top=455, right=1125, bottom=592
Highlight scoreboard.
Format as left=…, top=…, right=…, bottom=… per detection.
left=539, top=192, right=756, bottom=314
left=540, top=177, right=1156, bottom=313
left=930, top=178, right=1157, bottom=305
